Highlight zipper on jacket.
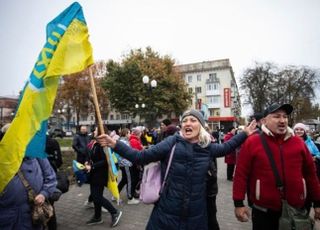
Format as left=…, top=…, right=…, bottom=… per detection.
left=279, top=144, right=286, bottom=199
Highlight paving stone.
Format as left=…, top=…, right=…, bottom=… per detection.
left=55, top=158, right=251, bottom=229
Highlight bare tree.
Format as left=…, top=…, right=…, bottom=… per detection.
left=240, top=62, right=320, bottom=123
left=240, top=62, right=278, bottom=113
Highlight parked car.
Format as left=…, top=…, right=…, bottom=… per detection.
left=65, top=130, right=74, bottom=137
left=49, top=128, right=65, bottom=138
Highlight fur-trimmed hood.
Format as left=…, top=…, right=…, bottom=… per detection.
left=261, top=124, right=294, bottom=141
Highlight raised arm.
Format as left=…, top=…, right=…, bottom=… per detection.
left=209, top=120, right=257, bottom=158
left=210, top=132, right=247, bottom=157
left=97, top=134, right=176, bottom=165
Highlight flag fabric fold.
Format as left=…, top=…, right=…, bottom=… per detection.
left=0, top=2, right=93, bottom=193
left=106, top=147, right=120, bottom=200
left=108, top=147, right=119, bottom=176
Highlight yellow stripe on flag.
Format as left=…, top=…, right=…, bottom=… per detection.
left=0, top=2, right=93, bottom=193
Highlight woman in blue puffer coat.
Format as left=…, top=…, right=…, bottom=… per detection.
left=97, top=109, right=257, bottom=230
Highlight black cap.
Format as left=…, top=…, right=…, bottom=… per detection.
left=263, top=103, right=293, bottom=117
left=252, top=112, right=264, bottom=122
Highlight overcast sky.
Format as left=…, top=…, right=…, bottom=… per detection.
left=1, top=0, right=320, bottom=111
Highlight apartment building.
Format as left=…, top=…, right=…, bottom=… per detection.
left=175, top=59, right=241, bottom=132
left=49, top=59, right=241, bottom=132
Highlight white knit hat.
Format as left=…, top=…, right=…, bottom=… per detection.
left=132, top=126, right=143, bottom=135
left=293, top=123, right=306, bottom=131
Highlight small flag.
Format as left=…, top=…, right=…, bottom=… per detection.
left=72, top=160, right=88, bottom=186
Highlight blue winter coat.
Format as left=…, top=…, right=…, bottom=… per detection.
left=114, top=132, right=247, bottom=230
left=0, top=158, right=57, bottom=230
left=305, top=136, right=320, bottom=157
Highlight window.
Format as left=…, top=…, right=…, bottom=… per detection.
left=197, top=74, right=201, bottom=82
left=121, top=114, right=129, bottom=120
left=206, top=83, right=220, bottom=91
left=110, top=114, right=114, bottom=120
left=213, top=83, right=219, bottom=90
left=207, top=95, right=220, bottom=105
left=116, top=114, right=120, bottom=120
left=209, top=109, right=214, bottom=116
left=209, top=73, right=217, bottom=81
left=188, top=87, right=193, bottom=93
left=207, top=73, right=220, bottom=83
left=195, top=87, right=202, bottom=93
left=188, top=75, right=192, bottom=83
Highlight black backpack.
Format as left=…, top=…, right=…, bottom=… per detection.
left=45, top=135, right=63, bottom=171
left=56, top=171, right=69, bottom=193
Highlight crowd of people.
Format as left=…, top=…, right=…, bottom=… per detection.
left=1, top=103, right=320, bottom=230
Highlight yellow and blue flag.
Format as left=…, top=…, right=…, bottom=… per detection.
left=107, top=147, right=121, bottom=201
left=0, top=2, right=93, bottom=193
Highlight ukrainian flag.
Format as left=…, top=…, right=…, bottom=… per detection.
left=0, top=2, right=93, bottom=193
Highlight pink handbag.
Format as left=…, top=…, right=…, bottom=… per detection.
left=139, top=145, right=176, bottom=204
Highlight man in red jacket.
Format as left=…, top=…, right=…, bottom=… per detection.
left=233, top=103, right=320, bottom=230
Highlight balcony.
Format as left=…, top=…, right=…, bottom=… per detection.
left=206, top=89, right=220, bottom=96
left=207, top=102, right=221, bottom=109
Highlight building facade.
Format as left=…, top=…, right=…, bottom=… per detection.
left=175, top=59, right=241, bottom=132
left=48, top=59, right=241, bottom=133
left=0, top=96, right=19, bottom=127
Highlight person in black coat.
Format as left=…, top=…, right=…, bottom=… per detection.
left=155, top=118, right=172, bottom=143
left=97, top=109, right=257, bottom=230
left=206, top=159, right=219, bottom=230
left=84, top=141, right=122, bottom=227
left=72, top=125, right=90, bottom=164
left=46, top=134, right=63, bottom=172
left=205, top=125, right=220, bottom=230
left=45, top=134, right=63, bottom=230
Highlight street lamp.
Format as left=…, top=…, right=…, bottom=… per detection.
left=135, top=103, right=145, bottom=125
left=141, top=75, right=157, bottom=126
left=57, top=108, right=66, bottom=129
left=142, top=75, right=157, bottom=89
left=135, top=103, right=146, bottom=109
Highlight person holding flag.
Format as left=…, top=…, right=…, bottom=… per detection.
left=84, top=129, right=122, bottom=226
left=0, top=2, right=121, bottom=228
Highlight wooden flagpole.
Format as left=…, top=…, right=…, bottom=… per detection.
left=88, top=66, right=115, bottom=181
